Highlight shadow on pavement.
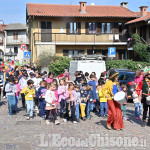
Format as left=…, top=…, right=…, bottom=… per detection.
left=0, top=101, right=7, bottom=107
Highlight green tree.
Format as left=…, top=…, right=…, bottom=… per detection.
left=132, top=33, right=149, bottom=62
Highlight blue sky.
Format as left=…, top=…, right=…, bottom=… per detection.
left=0, top=0, right=150, bottom=24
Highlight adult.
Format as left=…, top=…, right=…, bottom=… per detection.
left=134, top=70, right=143, bottom=85
left=58, top=69, right=70, bottom=80
left=14, top=66, right=20, bottom=78
left=138, top=70, right=150, bottom=127
left=102, top=69, right=124, bottom=130
left=46, top=72, right=54, bottom=83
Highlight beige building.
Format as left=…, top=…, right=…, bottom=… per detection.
left=26, top=2, right=138, bottom=63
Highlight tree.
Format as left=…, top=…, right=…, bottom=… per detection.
left=132, top=33, right=149, bottom=62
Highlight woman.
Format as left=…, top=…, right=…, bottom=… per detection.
left=102, top=69, right=124, bottom=130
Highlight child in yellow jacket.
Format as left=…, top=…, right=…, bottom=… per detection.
left=21, top=79, right=35, bottom=120
left=99, top=81, right=108, bottom=118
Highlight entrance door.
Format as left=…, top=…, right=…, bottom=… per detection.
left=41, top=21, right=52, bottom=42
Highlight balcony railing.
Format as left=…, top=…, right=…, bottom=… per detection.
left=6, top=37, right=29, bottom=45
left=34, top=33, right=129, bottom=44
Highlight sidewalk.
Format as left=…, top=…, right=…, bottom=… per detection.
left=0, top=98, right=149, bottom=150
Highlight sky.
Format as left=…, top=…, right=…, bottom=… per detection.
left=0, top=0, right=150, bottom=24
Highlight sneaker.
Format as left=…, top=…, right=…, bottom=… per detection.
left=36, top=109, right=39, bottom=114
left=123, top=117, right=127, bottom=121
left=82, top=117, right=86, bottom=121
left=55, top=120, right=60, bottom=125
left=142, top=121, right=146, bottom=127
left=104, top=114, right=108, bottom=118
left=73, top=121, right=78, bottom=124
left=87, top=116, right=91, bottom=120
left=3, top=96, right=6, bottom=99
left=26, top=116, right=30, bottom=120
left=63, top=118, right=67, bottom=122
left=77, top=119, right=80, bottom=122
left=45, top=120, right=50, bottom=125
left=35, top=106, right=38, bottom=111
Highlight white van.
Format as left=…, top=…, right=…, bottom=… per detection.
left=69, top=55, right=106, bottom=81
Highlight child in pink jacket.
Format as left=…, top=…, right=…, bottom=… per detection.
left=14, top=78, right=21, bottom=112
left=64, top=82, right=77, bottom=123
left=58, top=79, right=67, bottom=119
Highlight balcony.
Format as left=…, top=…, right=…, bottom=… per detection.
left=6, top=37, right=29, bottom=45
left=34, top=33, right=129, bottom=45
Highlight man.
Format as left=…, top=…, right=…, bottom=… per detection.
left=138, top=70, right=150, bottom=127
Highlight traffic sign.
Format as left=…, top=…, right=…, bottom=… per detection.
left=20, top=44, right=27, bottom=51
left=24, top=52, right=31, bottom=59
left=108, top=47, right=116, bottom=57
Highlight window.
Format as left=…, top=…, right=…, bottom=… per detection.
left=63, top=50, right=85, bottom=57
left=13, top=32, right=18, bottom=40
left=102, top=23, right=111, bottom=34
left=14, top=47, right=18, bottom=54
left=85, top=22, right=96, bottom=34
left=118, top=75, right=124, bottom=80
left=118, top=23, right=123, bottom=33
left=70, top=22, right=77, bottom=33
left=66, top=22, right=81, bottom=34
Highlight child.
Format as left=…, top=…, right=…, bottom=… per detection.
left=99, top=81, right=107, bottom=118
left=132, top=85, right=142, bottom=119
left=86, top=85, right=93, bottom=120
left=37, top=81, right=47, bottom=118
left=65, top=82, right=77, bottom=123
left=5, top=78, right=17, bottom=116
left=45, top=83, right=60, bottom=125
left=74, top=84, right=81, bottom=122
left=58, top=79, right=67, bottom=119
left=21, top=80, right=35, bottom=120
left=88, top=75, right=97, bottom=111
left=121, top=84, right=128, bottom=120
left=46, top=72, right=54, bottom=83
left=14, top=78, right=21, bottom=113
left=80, top=83, right=88, bottom=121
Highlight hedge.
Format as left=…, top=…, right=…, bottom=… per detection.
left=106, top=60, right=150, bottom=71
left=49, top=57, right=71, bottom=75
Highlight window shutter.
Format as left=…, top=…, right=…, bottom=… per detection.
left=85, top=22, right=89, bottom=34
left=66, top=22, right=70, bottom=34
left=113, top=22, right=119, bottom=33
left=77, top=22, right=81, bottom=35
left=96, top=22, right=101, bottom=34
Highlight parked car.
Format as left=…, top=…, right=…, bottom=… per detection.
left=106, top=68, right=130, bottom=79
left=118, top=71, right=136, bottom=99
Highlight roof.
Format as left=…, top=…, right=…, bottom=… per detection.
left=126, top=12, right=150, bottom=24
left=5, top=23, right=26, bottom=31
left=0, top=24, right=8, bottom=32
left=27, top=3, right=138, bottom=18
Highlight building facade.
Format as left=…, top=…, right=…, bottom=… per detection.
left=26, top=2, right=139, bottom=63
left=4, top=23, right=30, bottom=62
left=0, top=24, right=7, bottom=59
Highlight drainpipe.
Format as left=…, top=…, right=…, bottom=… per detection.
left=135, top=23, right=137, bottom=33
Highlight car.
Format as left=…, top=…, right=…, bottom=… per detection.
left=118, top=71, right=136, bottom=99
left=106, top=68, right=130, bottom=79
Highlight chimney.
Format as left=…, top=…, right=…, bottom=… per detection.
left=79, top=1, right=87, bottom=13
left=140, top=6, right=148, bottom=16
left=120, top=2, right=128, bottom=8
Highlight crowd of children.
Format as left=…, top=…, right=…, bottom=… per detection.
left=1, top=64, right=145, bottom=127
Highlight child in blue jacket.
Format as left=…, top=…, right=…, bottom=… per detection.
left=37, top=80, right=47, bottom=118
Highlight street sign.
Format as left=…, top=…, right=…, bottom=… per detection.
left=20, top=44, right=27, bottom=51
left=108, top=47, right=116, bottom=57
left=24, top=52, right=31, bottom=59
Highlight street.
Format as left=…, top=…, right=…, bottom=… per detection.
left=0, top=97, right=149, bottom=150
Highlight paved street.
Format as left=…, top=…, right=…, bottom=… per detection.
left=0, top=98, right=149, bottom=150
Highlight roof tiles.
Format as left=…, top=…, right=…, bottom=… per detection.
left=27, top=3, right=138, bottom=18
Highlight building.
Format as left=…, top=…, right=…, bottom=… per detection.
left=126, top=6, right=150, bottom=50
left=4, top=23, right=30, bottom=62
left=0, top=24, right=7, bottom=59
left=26, top=2, right=139, bottom=63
